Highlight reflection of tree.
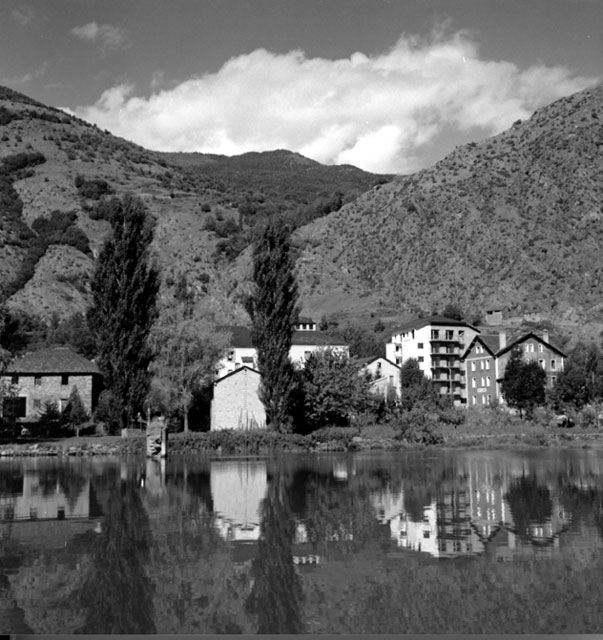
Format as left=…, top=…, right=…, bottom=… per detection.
left=77, top=473, right=155, bottom=633
left=504, top=475, right=552, bottom=543
left=0, top=539, right=32, bottom=633
left=247, top=475, right=303, bottom=633
left=36, top=465, right=88, bottom=512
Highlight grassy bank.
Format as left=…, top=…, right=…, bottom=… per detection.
left=2, top=409, right=603, bottom=457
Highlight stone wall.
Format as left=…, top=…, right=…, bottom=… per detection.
left=211, top=368, right=266, bottom=431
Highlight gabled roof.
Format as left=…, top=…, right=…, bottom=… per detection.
left=390, top=315, right=479, bottom=335
left=461, top=334, right=501, bottom=360
left=497, top=332, right=567, bottom=358
left=5, top=347, right=99, bottom=374
left=357, top=356, right=401, bottom=369
left=222, top=326, right=347, bottom=348
left=214, top=365, right=260, bottom=384
left=297, top=316, right=315, bottom=325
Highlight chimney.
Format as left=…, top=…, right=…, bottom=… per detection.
left=499, top=331, right=506, bottom=350
left=542, top=329, right=549, bottom=343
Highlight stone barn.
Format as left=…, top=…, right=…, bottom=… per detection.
left=211, top=366, right=266, bottom=431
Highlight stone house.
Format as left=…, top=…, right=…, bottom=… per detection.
left=1, top=346, right=101, bottom=421
left=210, top=366, right=266, bottom=431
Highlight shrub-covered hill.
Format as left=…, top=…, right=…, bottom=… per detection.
left=0, top=85, right=386, bottom=326
left=291, top=83, right=603, bottom=333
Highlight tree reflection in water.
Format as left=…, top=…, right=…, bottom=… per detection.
left=247, top=470, right=303, bottom=634
left=504, top=475, right=553, bottom=543
left=77, top=471, right=155, bottom=633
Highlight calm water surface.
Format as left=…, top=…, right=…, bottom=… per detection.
left=1, top=448, right=603, bottom=634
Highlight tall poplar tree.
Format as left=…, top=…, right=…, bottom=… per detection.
left=246, top=221, right=300, bottom=432
left=88, top=195, right=159, bottom=432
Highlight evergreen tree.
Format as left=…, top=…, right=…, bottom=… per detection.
left=501, top=347, right=546, bottom=418
left=245, top=221, right=300, bottom=432
left=88, top=195, right=159, bottom=432
left=62, top=386, right=89, bottom=437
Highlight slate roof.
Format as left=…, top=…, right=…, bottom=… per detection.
left=6, top=347, right=100, bottom=374
left=497, top=332, right=567, bottom=358
left=223, top=326, right=347, bottom=348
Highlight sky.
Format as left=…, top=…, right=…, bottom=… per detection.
left=1, top=0, right=601, bottom=174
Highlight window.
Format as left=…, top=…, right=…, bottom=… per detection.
left=476, top=344, right=483, bottom=354
left=445, top=330, right=454, bottom=340
left=34, top=375, right=42, bottom=386
left=487, top=376, right=491, bottom=386
left=57, top=507, right=65, bottom=520
left=61, top=374, right=69, bottom=386
left=418, top=356, right=424, bottom=363
left=482, top=395, right=487, bottom=405
left=538, top=359, right=545, bottom=369
left=10, top=374, right=18, bottom=385
left=480, top=361, right=484, bottom=370
left=551, top=376, right=557, bottom=385
left=538, top=344, right=544, bottom=352
left=487, top=394, right=492, bottom=405
left=525, top=343, right=534, bottom=353
left=472, top=395, right=477, bottom=405
left=551, top=359, right=557, bottom=370
left=472, top=378, right=476, bottom=388
left=481, top=377, right=485, bottom=387
left=33, top=399, right=41, bottom=410
left=485, top=360, right=490, bottom=370
left=431, top=330, right=439, bottom=339
left=471, top=362, right=476, bottom=372
left=60, top=398, right=69, bottom=411
left=423, top=530, right=430, bottom=539
left=418, top=342, right=424, bottom=349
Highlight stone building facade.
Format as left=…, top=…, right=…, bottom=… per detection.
left=211, top=366, right=266, bottom=431
left=2, top=347, right=101, bottom=420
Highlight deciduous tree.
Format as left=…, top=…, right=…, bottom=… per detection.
left=87, top=195, right=159, bottom=432
left=301, top=349, right=372, bottom=431
left=501, top=347, right=546, bottom=418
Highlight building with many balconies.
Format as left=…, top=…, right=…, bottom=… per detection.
left=385, top=315, right=480, bottom=405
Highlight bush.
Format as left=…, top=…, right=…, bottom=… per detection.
left=394, top=407, right=444, bottom=445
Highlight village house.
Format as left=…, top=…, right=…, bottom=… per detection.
left=1, top=346, right=101, bottom=421
left=216, top=319, right=349, bottom=377
left=461, top=330, right=566, bottom=406
left=211, top=366, right=266, bottom=431
left=358, top=356, right=402, bottom=399
left=462, top=333, right=505, bottom=407
left=385, top=315, right=480, bottom=405
left=495, top=330, right=566, bottom=392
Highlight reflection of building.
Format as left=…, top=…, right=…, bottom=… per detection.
left=0, top=463, right=101, bottom=548
left=211, top=460, right=267, bottom=541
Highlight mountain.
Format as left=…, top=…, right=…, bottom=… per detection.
left=1, top=83, right=602, bottom=343
left=0, top=85, right=385, bottom=328
left=291, top=83, right=603, bottom=337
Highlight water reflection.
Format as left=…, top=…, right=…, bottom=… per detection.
left=2, top=450, right=603, bottom=633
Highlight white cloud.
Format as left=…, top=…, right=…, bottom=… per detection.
left=73, top=30, right=600, bottom=173
left=71, top=22, right=130, bottom=54
left=11, top=6, right=34, bottom=26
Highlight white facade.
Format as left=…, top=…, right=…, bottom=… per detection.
left=385, top=317, right=480, bottom=405
left=361, top=357, right=401, bottom=398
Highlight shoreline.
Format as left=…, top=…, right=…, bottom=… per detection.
left=1, top=428, right=603, bottom=458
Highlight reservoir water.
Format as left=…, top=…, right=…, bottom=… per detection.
left=1, top=448, right=603, bottom=634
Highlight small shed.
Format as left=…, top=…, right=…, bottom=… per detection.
left=211, top=366, right=266, bottom=431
